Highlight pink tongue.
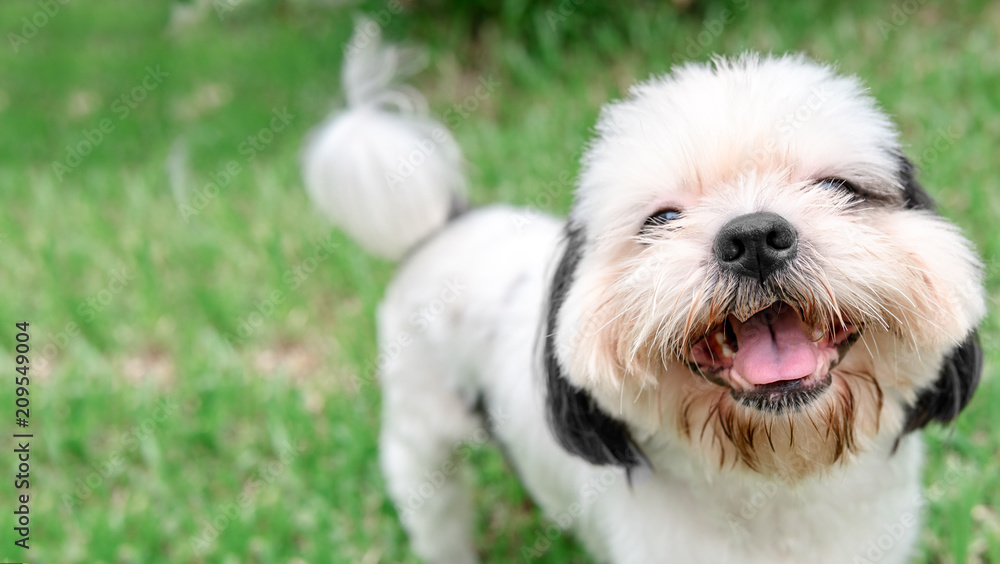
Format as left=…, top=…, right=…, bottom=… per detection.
left=732, top=305, right=818, bottom=386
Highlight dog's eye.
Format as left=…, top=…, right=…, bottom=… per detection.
left=642, top=208, right=683, bottom=231
left=817, top=177, right=861, bottom=198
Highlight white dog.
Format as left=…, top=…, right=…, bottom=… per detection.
left=303, top=24, right=985, bottom=564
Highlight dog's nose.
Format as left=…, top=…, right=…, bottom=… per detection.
left=714, top=212, right=797, bottom=281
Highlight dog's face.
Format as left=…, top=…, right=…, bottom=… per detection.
left=545, top=54, right=985, bottom=479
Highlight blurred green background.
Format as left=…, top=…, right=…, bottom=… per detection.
left=1, top=0, right=998, bottom=562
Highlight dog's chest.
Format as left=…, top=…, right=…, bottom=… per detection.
left=547, top=438, right=925, bottom=563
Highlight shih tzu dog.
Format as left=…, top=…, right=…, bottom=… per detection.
left=303, top=22, right=985, bottom=564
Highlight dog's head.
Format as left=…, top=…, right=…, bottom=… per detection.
left=545, top=53, right=985, bottom=479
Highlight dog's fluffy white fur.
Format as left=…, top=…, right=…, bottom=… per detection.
left=303, top=23, right=985, bottom=564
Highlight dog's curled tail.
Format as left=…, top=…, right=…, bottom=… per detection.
left=302, top=18, right=466, bottom=260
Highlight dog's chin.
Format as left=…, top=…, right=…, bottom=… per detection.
left=686, top=301, right=860, bottom=413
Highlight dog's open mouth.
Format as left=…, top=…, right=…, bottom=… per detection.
left=688, top=302, right=859, bottom=411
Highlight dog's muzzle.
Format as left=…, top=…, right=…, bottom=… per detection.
left=687, top=302, right=860, bottom=412
left=692, top=211, right=856, bottom=412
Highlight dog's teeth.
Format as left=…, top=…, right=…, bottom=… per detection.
left=714, top=332, right=726, bottom=345
left=811, top=328, right=825, bottom=341
left=720, top=344, right=734, bottom=358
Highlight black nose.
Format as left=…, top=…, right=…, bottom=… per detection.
left=714, top=212, right=797, bottom=281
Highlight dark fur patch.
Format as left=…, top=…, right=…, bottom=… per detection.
left=902, top=331, right=983, bottom=433
left=895, top=156, right=983, bottom=433
left=448, top=194, right=471, bottom=220
left=470, top=393, right=494, bottom=438
left=896, top=155, right=938, bottom=210
left=543, top=226, right=644, bottom=468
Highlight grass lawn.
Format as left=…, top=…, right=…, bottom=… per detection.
left=1, top=0, right=998, bottom=562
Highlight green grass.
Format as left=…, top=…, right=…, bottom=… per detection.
left=1, top=0, right=998, bottom=562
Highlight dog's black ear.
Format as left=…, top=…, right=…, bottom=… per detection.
left=895, top=156, right=983, bottom=433
left=543, top=226, right=644, bottom=469
left=897, top=155, right=938, bottom=211
left=902, top=331, right=983, bottom=433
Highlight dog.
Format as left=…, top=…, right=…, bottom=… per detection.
left=302, top=23, right=985, bottom=564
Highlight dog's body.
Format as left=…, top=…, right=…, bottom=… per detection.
left=303, top=23, right=984, bottom=564
left=377, top=206, right=923, bottom=563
